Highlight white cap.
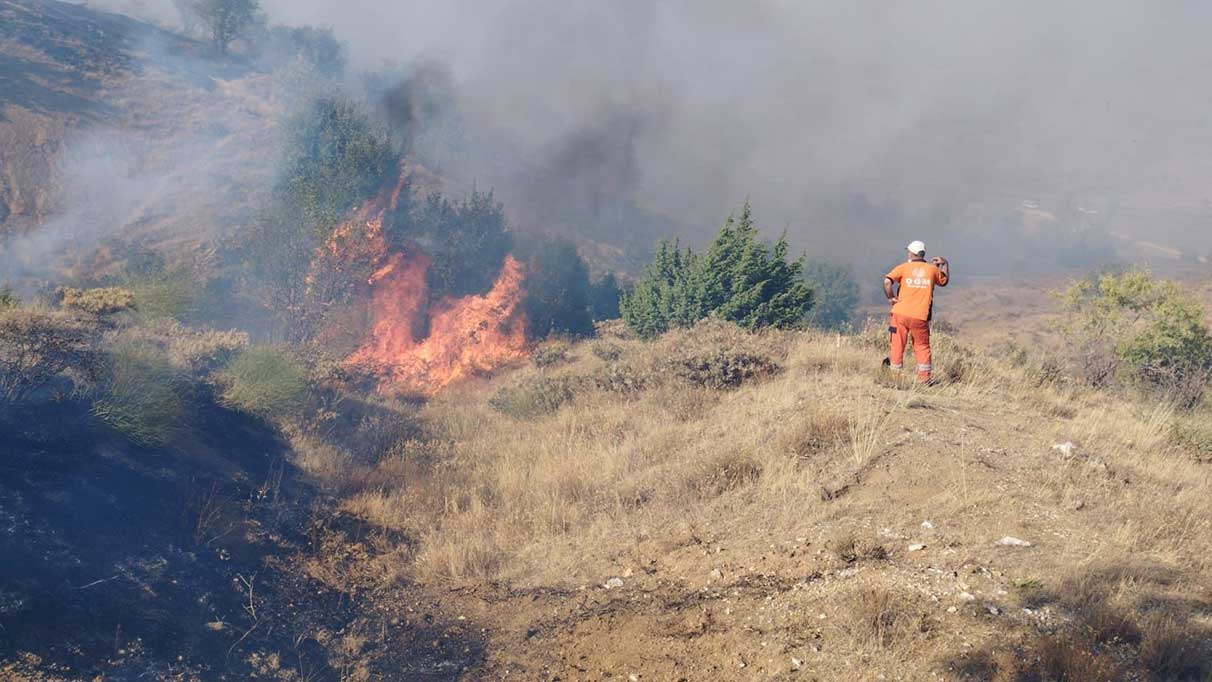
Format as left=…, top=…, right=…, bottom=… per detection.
left=906, top=240, right=926, bottom=256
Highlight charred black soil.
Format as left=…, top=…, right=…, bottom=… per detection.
left=0, top=400, right=483, bottom=681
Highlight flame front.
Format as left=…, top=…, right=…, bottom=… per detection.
left=320, top=171, right=529, bottom=396
left=346, top=251, right=528, bottom=396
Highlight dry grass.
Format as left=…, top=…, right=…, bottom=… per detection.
left=307, top=317, right=1212, bottom=678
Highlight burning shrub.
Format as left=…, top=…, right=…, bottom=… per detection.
left=280, top=96, right=396, bottom=239
left=0, top=305, right=98, bottom=404
left=217, top=346, right=309, bottom=422
left=488, top=373, right=578, bottom=418
left=410, top=189, right=514, bottom=299
left=91, top=338, right=188, bottom=448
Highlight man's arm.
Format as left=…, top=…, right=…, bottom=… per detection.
left=883, top=277, right=898, bottom=304
left=932, top=257, right=950, bottom=287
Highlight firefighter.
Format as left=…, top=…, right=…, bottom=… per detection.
left=883, top=240, right=949, bottom=383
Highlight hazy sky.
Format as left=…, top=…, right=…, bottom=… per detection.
left=88, top=0, right=1212, bottom=262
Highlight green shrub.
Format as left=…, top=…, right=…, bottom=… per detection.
left=122, top=270, right=201, bottom=321
left=488, top=373, right=578, bottom=418
left=620, top=200, right=813, bottom=338
left=0, top=285, right=16, bottom=309
left=1061, top=267, right=1212, bottom=406
left=0, top=306, right=98, bottom=403
left=91, top=339, right=186, bottom=448
left=57, top=287, right=136, bottom=316
left=217, top=346, right=309, bottom=421
left=802, top=260, right=859, bottom=330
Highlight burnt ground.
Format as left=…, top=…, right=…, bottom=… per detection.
left=0, top=399, right=483, bottom=681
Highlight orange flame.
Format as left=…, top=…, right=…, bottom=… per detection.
left=318, top=171, right=529, bottom=396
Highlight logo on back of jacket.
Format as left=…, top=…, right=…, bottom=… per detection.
left=906, top=267, right=930, bottom=288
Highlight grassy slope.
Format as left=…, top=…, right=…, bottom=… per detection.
left=339, top=321, right=1212, bottom=680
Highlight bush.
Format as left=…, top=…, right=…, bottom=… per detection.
left=410, top=189, right=514, bottom=299
left=57, top=287, right=136, bottom=316
left=1062, top=267, right=1212, bottom=406
left=620, top=201, right=813, bottom=338
left=488, top=373, right=578, bottom=418
left=217, top=346, right=309, bottom=421
left=589, top=273, right=621, bottom=321
left=531, top=339, right=572, bottom=368
left=517, top=236, right=594, bottom=338
left=657, top=320, right=783, bottom=389
left=278, top=95, right=395, bottom=240
left=0, top=306, right=98, bottom=404
left=91, top=339, right=187, bottom=447
left=115, top=320, right=249, bottom=375
left=122, top=271, right=201, bottom=321
left=802, top=260, right=859, bottom=330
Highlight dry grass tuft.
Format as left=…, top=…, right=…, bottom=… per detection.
left=838, top=586, right=931, bottom=650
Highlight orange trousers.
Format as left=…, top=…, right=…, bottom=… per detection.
left=888, top=313, right=932, bottom=381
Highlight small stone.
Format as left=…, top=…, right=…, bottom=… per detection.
left=709, top=568, right=723, bottom=580
left=987, top=605, right=1001, bottom=615
left=791, top=657, right=804, bottom=670
left=921, top=520, right=934, bottom=529
left=908, top=543, right=926, bottom=552
left=1072, top=500, right=1086, bottom=511
left=996, top=536, right=1033, bottom=548
left=603, top=577, right=625, bottom=590
left=958, top=592, right=977, bottom=602
left=629, top=674, right=640, bottom=682
left=1053, top=442, right=1077, bottom=458
left=946, top=606, right=958, bottom=613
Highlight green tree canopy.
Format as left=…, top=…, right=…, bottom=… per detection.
left=620, top=201, right=814, bottom=338
left=802, top=260, right=859, bottom=330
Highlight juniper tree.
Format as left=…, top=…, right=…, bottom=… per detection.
left=620, top=200, right=814, bottom=338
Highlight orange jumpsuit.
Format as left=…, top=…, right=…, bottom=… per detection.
left=885, top=260, right=948, bottom=381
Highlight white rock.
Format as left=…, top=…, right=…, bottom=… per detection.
left=908, top=543, right=926, bottom=552
left=921, top=520, right=934, bottom=529
left=946, top=606, right=958, bottom=614
left=996, top=536, right=1033, bottom=547
left=603, top=577, right=625, bottom=589
left=1052, top=442, right=1077, bottom=458
left=987, top=605, right=1001, bottom=615
left=629, top=674, right=640, bottom=682
left=791, top=657, right=804, bottom=670
left=709, top=568, right=723, bottom=580
left=958, top=592, right=977, bottom=602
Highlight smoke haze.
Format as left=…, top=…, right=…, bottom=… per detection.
left=246, top=0, right=1212, bottom=266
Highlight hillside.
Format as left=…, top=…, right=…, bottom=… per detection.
left=0, top=0, right=278, bottom=276
left=322, top=321, right=1212, bottom=680
left=4, top=2, right=1212, bottom=681
left=4, top=293, right=1212, bottom=681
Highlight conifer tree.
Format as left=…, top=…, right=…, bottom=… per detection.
left=620, top=201, right=814, bottom=338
